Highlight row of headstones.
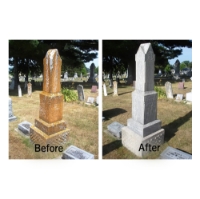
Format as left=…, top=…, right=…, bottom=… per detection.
left=12, top=84, right=32, bottom=97
left=77, top=85, right=99, bottom=105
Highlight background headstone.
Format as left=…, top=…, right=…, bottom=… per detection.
left=113, top=81, right=118, bottom=96
left=18, top=85, right=22, bottom=97
left=64, top=72, right=68, bottom=80
left=176, top=94, right=183, bottom=101
left=27, top=83, right=32, bottom=97
left=165, top=82, right=173, bottom=99
left=91, top=85, right=97, bottom=93
left=86, top=97, right=95, bottom=104
left=96, top=96, right=99, bottom=105
left=103, top=83, right=107, bottom=96
left=178, top=82, right=184, bottom=89
left=87, top=63, right=97, bottom=83
left=77, top=85, right=85, bottom=101
left=9, top=98, right=16, bottom=121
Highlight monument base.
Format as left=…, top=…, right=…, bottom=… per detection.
left=30, top=125, right=69, bottom=146
left=122, top=126, right=164, bottom=157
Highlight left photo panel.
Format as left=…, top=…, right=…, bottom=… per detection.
left=9, top=40, right=99, bottom=159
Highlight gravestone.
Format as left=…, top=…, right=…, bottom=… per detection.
left=96, top=96, right=99, bottom=105
left=107, top=121, right=124, bottom=138
left=186, top=92, right=192, bottom=102
left=109, top=79, right=113, bottom=88
left=77, top=85, right=85, bottom=101
left=91, top=85, right=97, bottom=93
left=165, top=82, right=173, bottom=99
left=103, top=83, right=107, bottom=96
left=159, top=146, right=192, bottom=159
left=122, top=43, right=165, bottom=157
left=18, top=85, right=22, bottom=97
left=158, top=69, right=162, bottom=75
left=30, top=49, right=69, bottom=146
left=174, top=59, right=180, bottom=76
left=9, top=98, right=16, bottom=121
left=178, top=82, right=184, bottom=89
left=27, top=83, right=32, bottom=97
left=80, top=73, right=82, bottom=80
left=18, top=121, right=32, bottom=136
left=9, top=78, right=15, bottom=90
left=87, top=63, right=97, bottom=83
left=113, top=81, right=118, bottom=96
left=62, top=145, right=94, bottom=159
left=74, top=73, right=78, bottom=78
left=64, top=72, right=68, bottom=79
left=175, top=94, right=183, bottom=101
left=86, top=97, right=95, bottom=104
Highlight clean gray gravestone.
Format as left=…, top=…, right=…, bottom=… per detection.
left=165, top=82, right=173, bottom=99
left=87, top=63, right=97, bottom=83
left=9, top=78, right=15, bottom=90
left=91, top=85, right=97, bottom=93
left=62, top=145, right=94, bottom=159
left=186, top=92, right=192, bottom=102
left=9, top=98, right=16, bottom=121
left=18, top=85, right=22, bottom=97
left=77, top=85, right=85, bottom=101
left=113, top=81, right=118, bottom=96
left=107, top=121, right=124, bottom=138
left=27, top=83, right=32, bottom=97
left=122, top=43, right=165, bottom=157
left=18, top=121, right=32, bottom=136
left=103, top=83, right=107, bottom=96
left=159, top=146, right=192, bottom=159
left=175, top=94, right=183, bottom=101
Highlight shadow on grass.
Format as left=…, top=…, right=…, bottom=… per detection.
left=103, top=140, right=122, bottom=156
left=118, top=91, right=132, bottom=96
left=163, top=110, right=192, bottom=142
left=103, top=108, right=127, bottom=119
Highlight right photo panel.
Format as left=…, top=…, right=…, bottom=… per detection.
left=102, top=40, right=192, bottom=159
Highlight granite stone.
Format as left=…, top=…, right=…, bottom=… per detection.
left=62, top=145, right=94, bottom=159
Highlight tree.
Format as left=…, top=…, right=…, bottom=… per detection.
left=180, top=62, right=187, bottom=70
left=103, top=40, right=192, bottom=82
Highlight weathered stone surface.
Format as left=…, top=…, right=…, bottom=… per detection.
left=62, top=145, right=94, bottom=159
left=18, top=121, right=32, bottom=135
left=43, top=49, right=62, bottom=93
left=122, top=126, right=164, bottom=157
left=113, top=81, right=118, bottom=96
left=9, top=98, right=16, bottom=121
left=107, top=121, right=124, bottom=138
left=165, top=81, right=173, bottom=99
left=30, top=49, right=69, bottom=146
left=159, top=146, right=192, bottom=159
left=77, top=85, right=85, bottom=101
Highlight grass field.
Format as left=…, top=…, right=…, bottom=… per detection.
left=103, top=77, right=192, bottom=159
left=9, top=80, right=98, bottom=159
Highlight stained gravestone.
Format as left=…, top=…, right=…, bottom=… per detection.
left=122, top=43, right=165, bottom=157
left=18, top=85, right=22, bottom=97
left=27, top=83, right=32, bottom=97
left=103, top=83, right=107, bottom=96
left=9, top=98, right=16, bottom=121
left=91, top=85, right=97, bottom=93
left=30, top=49, right=69, bottom=146
left=77, top=85, right=85, bottom=101
left=18, top=121, right=32, bottom=136
left=175, top=94, right=183, bottom=101
left=165, top=82, right=173, bottom=99
left=87, top=63, right=97, bottom=83
left=107, top=121, right=124, bottom=138
left=113, top=81, right=118, bottom=96
left=159, top=146, right=192, bottom=159
left=62, top=145, right=94, bottom=159
left=178, top=82, right=184, bottom=89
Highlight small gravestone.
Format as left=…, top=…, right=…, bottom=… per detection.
left=178, top=82, right=184, bottom=89
left=27, top=83, right=32, bottom=97
left=175, top=94, right=183, bottom=101
left=62, top=145, right=94, bottom=159
left=9, top=98, right=16, bottom=121
left=158, top=69, right=162, bottom=75
left=18, top=121, right=32, bottom=136
left=113, top=81, right=118, bottom=96
left=87, top=63, right=97, bottom=83
left=86, top=97, right=95, bottom=104
left=77, top=85, right=85, bottom=101
left=186, top=92, right=192, bottom=102
left=165, top=81, right=173, bottom=99
left=107, top=121, right=124, bottom=138
left=74, top=73, right=78, bottom=78
left=103, top=83, right=107, bottom=96
left=9, top=78, right=15, bottom=90
left=159, top=146, right=192, bottom=159
left=18, top=85, right=22, bottom=97
left=91, top=85, right=97, bottom=93
left=96, top=96, right=99, bottom=105
left=64, top=72, right=68, bottom=80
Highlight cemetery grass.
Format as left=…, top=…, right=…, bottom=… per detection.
left=9, top=84, right=98, bottom=159
left=103, top=79, right=192, bottom=159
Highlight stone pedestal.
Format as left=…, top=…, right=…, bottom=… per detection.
left=122, top=43, right=165, bottom=157
left=30, top=49, right=69, bottom=146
